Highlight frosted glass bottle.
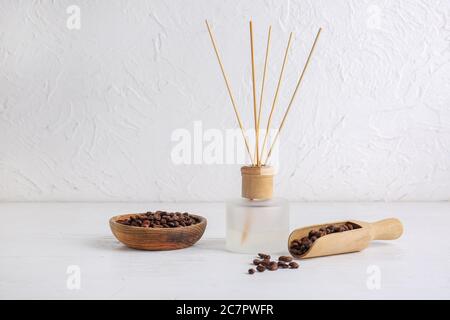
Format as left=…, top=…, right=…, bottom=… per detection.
left=225, top=166, right=290, bottom=254
left=226, top=197, right=289, bottom=253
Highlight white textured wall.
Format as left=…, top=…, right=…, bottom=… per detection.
left=1, top=0, right=449, bottom=201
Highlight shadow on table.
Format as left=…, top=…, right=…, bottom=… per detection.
left=85, top=235, right=134, bottom=252
left=84, top=236, right=227, bottom=253
left=369, top=241, right=391, bottom=248
left=194, top=238, right=226, bottom=252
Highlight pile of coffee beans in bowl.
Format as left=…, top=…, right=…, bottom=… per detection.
left=290, top=222, right=360, bottom=256
left=116, top=211, right=200, bottom=228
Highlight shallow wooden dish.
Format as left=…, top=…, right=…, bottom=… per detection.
left=109, top=213, right=207, bottom=251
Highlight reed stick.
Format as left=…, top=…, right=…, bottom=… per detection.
left=264, top=28, right=322, bottom=164
left=249, top=21, right=259, bottom=166
left=256, top=25, right=272, bottom=166
left=205, top=20, right=254, bottom=164
left=259, top=32, right=293, bottom=163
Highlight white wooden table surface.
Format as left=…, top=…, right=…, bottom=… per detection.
left=0, top=202, right=449, bottom=299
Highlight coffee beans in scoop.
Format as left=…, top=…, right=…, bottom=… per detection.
left=289, top=222, right=360, bottom=256
left=116, top=211, right=200, bottom=228
left=248, top=253, right=298, bottom=274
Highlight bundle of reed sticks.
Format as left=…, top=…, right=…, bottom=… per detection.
left=206, top=20, right=322, bottom=166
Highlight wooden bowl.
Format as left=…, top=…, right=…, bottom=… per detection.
left=109, top=213, right=207, bottom=250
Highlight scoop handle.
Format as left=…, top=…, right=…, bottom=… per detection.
left=369, top=218, right=403, bottom=240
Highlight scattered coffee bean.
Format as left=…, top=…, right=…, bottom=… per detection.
left=258, top=253, right=270, bottom=260
left=289, top=222, right=360, bottom=256
left=256, top=265, right=266, bottom=272
left=278, top=256, right=293, bottom=263
left=267, top=261, right=278, bottom=271
left=261, top=259, right=271, bottom=267
left=117, top=211, right=200, bottom=228
left=247, top=254, right=299, bottom=274
left=253, top=259, right=261, bottom=265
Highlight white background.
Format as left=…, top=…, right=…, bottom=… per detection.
left=1, top=0, right=449, bottom=202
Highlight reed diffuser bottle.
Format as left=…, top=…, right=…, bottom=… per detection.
left=226, top=166, right=289, bottom=253
left=205, top=20, right=321, bottom=253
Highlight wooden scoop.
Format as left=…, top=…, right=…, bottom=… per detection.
left=288, top=218, right=403, bottom=259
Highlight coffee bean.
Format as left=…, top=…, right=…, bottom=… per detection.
left=248, top=254, right=303, bottom=274
left=261, top=259, right=271, bottom=267
left=268, top=262, right=278, bottom=271
left=117, top=211, right=200, bottom=228
left=278, top=256, right=293, bottom=262
left=290, top=223, right=361, bottom=255
left=258, top=253, right=270, bottom=260
left=309, top=230, right=320, bottom=239
left=256, top=265, right=266, bottom=272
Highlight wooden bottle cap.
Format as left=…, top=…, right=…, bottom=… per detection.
left=241, top=166, right=274, bottom=200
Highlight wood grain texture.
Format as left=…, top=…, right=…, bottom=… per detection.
left=241, top=165, right=274, bottom=200
left=110, top=213, right=207, bottom=250
left=288, top=218, right=403, bottom=259
left=366, top=218, right=403, bottom=240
